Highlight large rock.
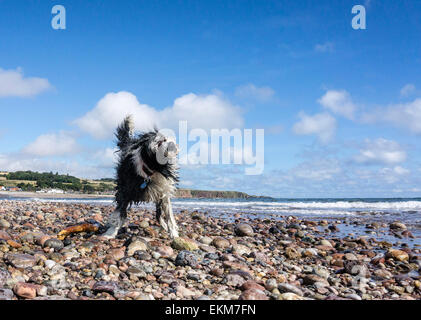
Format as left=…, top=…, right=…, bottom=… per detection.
left=386, top=249, right=409, bottom=262
left=389, top=222, right=407, bottom=230
left=239, top=288, right=268, bottom=300
left=212, top=237, right=230, bottom=249
left=0, top=288, right=14, bottom=300
left=127, top=239, right=148, bottom=256
left=175, top=250, right=198, bottom=267
left=0, top=230, right=11, bottom=240
left=171, top=237, right=199, bottom=251
left=0, top=218, right=10, bottom=229
left=43, top=238, right=64, bottom=251
left=13, top=282, right=37, bottom=299
left=234, top=223, right=254, bottom=237
left=5, top=253, right=37, bottom=268
left=285, top=247, right=301, bottom=260
left=223, top=273, right=246, bottom=287
left=92, top=281, right=119, bottom=294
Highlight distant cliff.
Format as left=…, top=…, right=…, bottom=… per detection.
left=176, top=189, right=255, bottom=199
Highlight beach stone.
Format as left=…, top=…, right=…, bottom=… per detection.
left=13, top=282, right=37, bottom=299
left=139, top=220, right=149, bottom=228
left=175, top=250, right=198, bottom=267
left=5, top=253, right=37, bottom=268
left=212, top=237, right=230, bottom=249
left=92, top=281, right=118, bottom=294
left=239, top=288, right=268, bottom=300
left=107, top=247, right=125, bottom=261
left=265, top=278, right=278, bottom=291
left=7, top=240, right=21, bottom=249
left=43, top=238, right=64, bottom=251
left=126, top=266, right=147, bottom=278
left=0, top=218, right=10, bottom=229
left=390, top=222, right=407, bottom=230
left=232, top=244, right=251, bottom=256
left=313, top=267, right=330, bottom=279
left=0, top=230, right=11, bottom=240
left=199, top=236, right=213, bottom=245
left=224, top=273, right=246, bottom=287
left=44, top=259, right=56, bottom=269
left=303, top=248, right=318, bottom=257
left=127, top=239, right=148, bottom=256
left=210, top=268, right=224, bottom=277
left=133, top=250, right=151, bottom=260
left=250, top=251, right=270, bottom=264
left=279, top=292, right=306, bottom=300
left=177, top=285, right=196, bottom=298
left=373, top=269, right=392, bottom=279
left=386, top=249, right=409, bottom=262
left=344, top=260, right=369, bottom=276
left=241, top=280, right=266, bottom=292
left=285, top=247, right=301, bottom=260
left=0, top=288, right=14, bottom=300
left=155, top=245, right=174, bottom=258
left=0, top=268, right=11, bottom=287
left=302, top=274, right=329, bottom=286
left=234, top=223, right=254, bottom=237
left=171, top=237, right=199, bottom=251
left=320, top=239, right=333, bottom=247
left=278, top=283, right=304, bottom=296
left=344, top=253, right=358, bottom=261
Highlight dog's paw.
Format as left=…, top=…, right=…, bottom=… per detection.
left=101, top=226, right=119, bottom=239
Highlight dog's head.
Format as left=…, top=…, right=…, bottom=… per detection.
left=133, top=130, right=179, bottom=178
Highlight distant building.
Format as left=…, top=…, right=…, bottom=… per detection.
left=6, top=187, right=21, bottom=192
left=46, top=189, right=65, bottom=194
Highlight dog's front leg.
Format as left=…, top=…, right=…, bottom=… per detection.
left=160, top=197, right=179, bottom=238
left=156, top=200, right=169, bottom=232
left=103, top=203, right=128, bottom=239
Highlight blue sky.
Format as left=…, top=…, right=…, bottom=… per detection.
left=0, top=0, right=421, bottom=198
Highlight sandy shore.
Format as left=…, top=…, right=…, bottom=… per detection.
left=0, top=191, right=114, bottom=199
left=0, top=200, right=420, bottom=300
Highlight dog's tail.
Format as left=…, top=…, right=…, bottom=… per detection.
left=115, top=115, right=134, bottom=150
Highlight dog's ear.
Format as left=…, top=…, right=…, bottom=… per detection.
left=153, top=125, right=159, bottom=133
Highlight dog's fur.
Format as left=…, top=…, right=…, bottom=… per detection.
left=103, top=115, right=180, bottom=239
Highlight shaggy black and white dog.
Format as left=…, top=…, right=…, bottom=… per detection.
left=102, top=115, right=180, bottom=239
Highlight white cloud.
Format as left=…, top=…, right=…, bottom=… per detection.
left=0, top=67, right=52, bottom=98
left=392, top=165, right=410, bottom=175
left=234, top=84, right=275, bottom=102
left=22, top=132, right=79, bottom=156
left=314, top=42, right=334, bottom=53
left=379, top=166, right=410, bottom=184
left=362, top=98, right=421, bottom=134
left=318, top=90, right=356, bottom=119
left=293, top=112, right=336, bottom=143
left=354, top=138, right=406, bottom=165
left=74, top=91, right=243, bottom=139
left=400, top=83, right=416, bottom=97
left=291, top=159, right=341, bottom=181
left=93, top=147, right=119, bottom=168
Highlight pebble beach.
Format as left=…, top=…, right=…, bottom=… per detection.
left=0, top=199, right=420, bottom=300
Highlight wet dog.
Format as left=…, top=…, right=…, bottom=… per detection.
left=103, top=115, right=180, bottom=238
